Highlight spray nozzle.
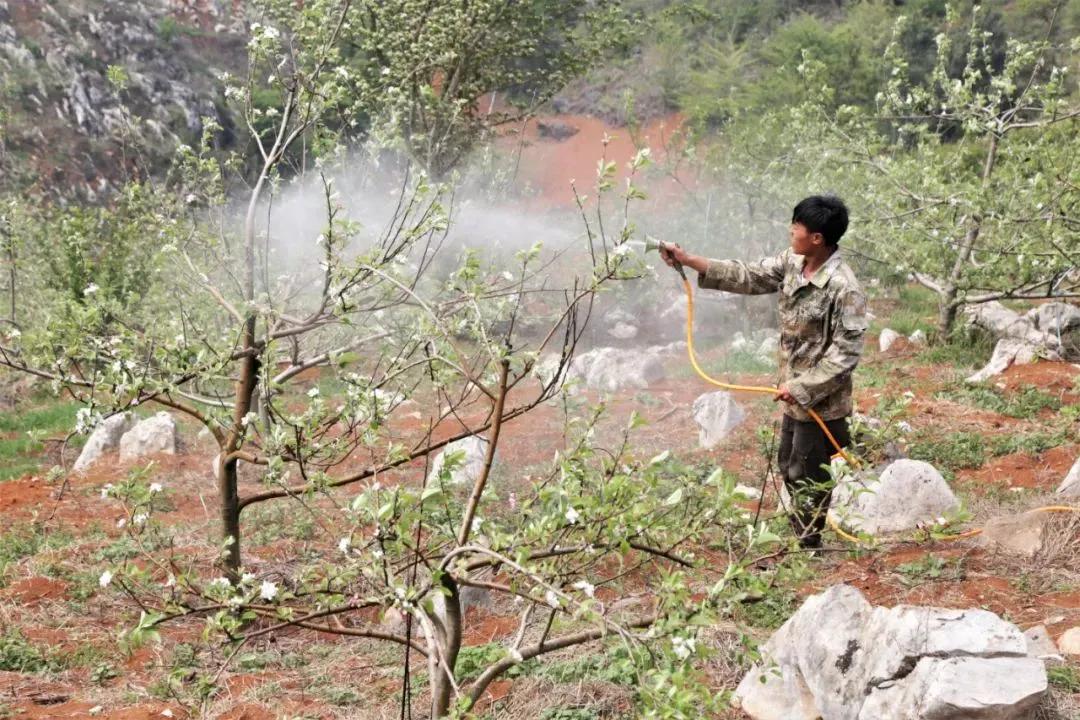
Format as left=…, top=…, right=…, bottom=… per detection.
left=643, top=235, right=686, bottom=281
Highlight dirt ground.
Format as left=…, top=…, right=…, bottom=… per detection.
left=1, top=300, right=1079, bottom=719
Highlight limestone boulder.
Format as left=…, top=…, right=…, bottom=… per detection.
left=427, top=436, right=490, bottom=487
left=1056, top=457, right=1080, bottom=496
left=74, top=412, right=136, bottom=473
left=691, top=391, right=746, bottom=449
left=735, top=584, right=1047, bottom=720
left=1058, top=627, right=1080, bottom=655
left=979, top=510, right=1051, bottom=557
left=1024, top=625, right=1062, bottom=665
left=829, top=459, right=959, bottom=535
left=908, top=329, right=928, bottom=346
left=966, top=337, right=1055, bottom=383
left=568, top=346, right=666, bottom=392
left=118, top=412, right=178, bottom=463
left=879, top=328, right=901, bottom=352
left=1026, top=302, right=1080, bottom=335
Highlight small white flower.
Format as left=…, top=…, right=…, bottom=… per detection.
left=672, top=635, right=696, bottom=660
left=508, top=648, right=524, bottom=662
left=100, top=483, right=114, bottom=499
left=338, top=537, right=351, bottom=554
left=89, top=707, right=103, bottom=716
left=99, top=570, right=113, bottom=588
left=165, top=574, right=176, bottom=588
left=501, top=271, right=514, bottom=281
left=7, top=328, right=20, bottom=339
left=241, top=572, right=256, bottom=584
left=573, top=580, right=596, bottom=598
left=259, top=580, right=278, bottom=601
left=83, top=283, right=100, bottom=295
left=935, top=516, right=948, bottom=526
left=240, top=411, right=258, bottom=427
left=897, top=421, right=912, bottom=433
left=116, top=518, right=126, bottom=529
left=133, top=513, right=148, bottom=526
left=162, top=710, right=174, bottom=718
left=149, top=483, right=163, bottom=494
left=184, top=193, right=197, bottom=205
left=545, top=590, right=560, bottom=608
left=565, top=506, right=580, bottom=524
left=307, top=387, right=320, bottom=398
left=373, top=548, right=384, bottom=560
left=208, top=576, right=231, bottom=591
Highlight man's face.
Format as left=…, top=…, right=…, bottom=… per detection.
left=789, top=222, right=823, bottom=255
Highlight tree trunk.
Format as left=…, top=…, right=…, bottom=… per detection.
left=937, top=293, right=960, bottom=338
left=218, top=456, right=242, bottom=577
left=429, top=577, right=463, bottom=718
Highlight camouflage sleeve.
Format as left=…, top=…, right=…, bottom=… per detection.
left=696, top=250, right=788, bottom=295
left=787, top=287, right=869, bottom=408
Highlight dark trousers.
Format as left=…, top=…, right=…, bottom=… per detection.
left=777, top=414, right=851, bottom=548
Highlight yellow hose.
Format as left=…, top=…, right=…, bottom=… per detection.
left=677, top=275, right=1080, bottom=545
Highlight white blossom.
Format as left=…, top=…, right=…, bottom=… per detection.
left=672, top=635, right=697, bottom=660
left=545, top=590, right=560, bottom=608
left=338, top=537, right=351, bottom=554
left=149, top=483, right=163, bottom=494
left=100, top=483, right=114, bottom=499
left=133, top=513, right=148, bottom=526
left=83, top=283, right=100, bottom=295
left=260, top=580, right=278, bottom=601
left=564, top=506, right=580, bottom=524
left=99, top=570, right=113, bottom=588
left=573, top=580, right=595, bottom=598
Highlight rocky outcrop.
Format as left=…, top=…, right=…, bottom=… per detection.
left=73, top=412, right=136, bottom=473
left=829, top=459, right=959, bottom=535
left=568, top=343, right=686, bottom=393
left=963, top=302, right=1065, bottom=382
left=735, top=584, right=1047, bottom=720
left=691, top=391, right=745, bottom=449
left=118, top=411, right=178, bottom=462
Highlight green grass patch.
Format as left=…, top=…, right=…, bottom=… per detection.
left=1047, top=665, right=1080, bottom=693
left=879, top=285, right=938, bottom=336
left=936, top=383, right=1061, bottom=419
left=0, top=525, right=75, bottom=588
left=0, top=630, right=51, bottom=672
left=0, top=396, right=83, bottom=481
left=907, top=432, right=986, bottom=473
left=916, top=328, right=994, bottom=372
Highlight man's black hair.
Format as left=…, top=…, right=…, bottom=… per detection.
left=792, top=195, right=849, bottom=246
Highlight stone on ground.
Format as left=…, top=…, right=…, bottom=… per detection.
left=733, top=483, right=762, bottom=500
left=878, top=327, right=901, bottom=352
left=908, top=329, right=928, bottom=346
left=691, top=391, right=746, bottom=449
left=966, top=337, right=1053, bottom=383
left=964, top=302, right=1064, bottom=381
left=74, top=412, right=136, bottom=473
left=735, top=584, right=1047, bottom=720
left=568, top=346, right=666, bottom=392
left=979, top=510, right=1051, bottom=557
left=1023, top=625, right=1062, bottom=664
left=1056, top=457, right=1080, bottom=496
left=118, top=412, right=178, bottom=463
left=427, top=436, right=490, bottom=487
left=829, top=459, right=959, bottom=535
left=1058, top=627, right=1080, bottom=656
left=1026, top=301, right=1080, bottom=335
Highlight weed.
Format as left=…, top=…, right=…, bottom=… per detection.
left=917, top=327, right=994, bottom=372
left=318, top=685, right=362, bottom=706
left=907, top=432, right=986, bottom=472
left=937, top=383, right=1061, bottom=419
left=91, top=661, right=120, bottom=685
left=990, top=429, right=1071, bottom=457
left=1048, top=665, right=1080, bottom=693
left=894, top=554, right=964, bottom=587
left=539, top=644, right=644, bottom=685
left=0, top=630, right=50, bottom=672
left=454, top=643, right=536, bottom=682
left=0, top=525, right=75, bottom=587
left=539, top=709, right=599, bottom=720
left=0, top=398, right=82, bottom=481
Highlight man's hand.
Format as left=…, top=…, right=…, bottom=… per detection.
left=773, top=386, right=797, bottom=405
left=658, top=241, right=689, bottom=268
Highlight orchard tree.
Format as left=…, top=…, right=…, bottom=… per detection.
left=719, top=5, right=1079, bottom=336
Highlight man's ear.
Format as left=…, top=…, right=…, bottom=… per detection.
left=811, top=232, right=825, bottom=247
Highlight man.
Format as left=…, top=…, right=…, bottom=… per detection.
left=659, top=195, right=867, bottom=549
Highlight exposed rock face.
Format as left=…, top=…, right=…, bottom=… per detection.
left=1058, top=627, right=1080, bottom=656
left=691, top=391, right=745, bottom=449
left=908, top=329, right=927, bottom=346
left=878, top=327, right=901, bottom=352
left=118, top=411, right=178, bottom=462
left=74, top=412, right=136, bottom=473
left=1026, top=302, right=1080, bottom=336
left=426, top=436, right=490, bottom=487
left=829, top=459, right=959, bottom=535
left=963, top=301, right=1065, bottom=381
left=735, top=584, right=1047, bottom=720
left=1023, top=625, right=1062, bottom=665
left=1057, top=457, right=1080, bottom=496
left=0, top=1, right=241, bottom=198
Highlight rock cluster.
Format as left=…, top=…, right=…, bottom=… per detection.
left=74, top=411, right=178, bottom=472
left=735, top=584, right=1047, bottom=720
left=829, top=459, right=959, bottom=535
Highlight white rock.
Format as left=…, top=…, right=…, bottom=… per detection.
left=607, top=321, right=638, bottom=340
left=1027, top=302, right=1080, bottom=335
left=1058, top=627, right=1080, bottom=655
left=736, top=584, right=1046, bottom=720
left=733, top=483, right=762, bottom=500
left=691, top=391, right=746, bottom=449
left=879, top=328, right=901, bottom=352
left=907, top=329, right=927, bottom=346
left=1056, top=457, right=1080, bottom=496
left=1024, top=625, right=1062, bottom=664
left=730, top=332, right=750, bottom=352
left=427, top=436, right=490, bottom=487
left=118, top=412, right=178, bottom=463
left=966, top=337, right=1056, bottom=383
left=568, top=346, right=666, bottom=392
left=74, top=412, right=136, bottom=473
left=979, top=511, right=1050, bottom=557
left=829, top=459, right=959, bottom=535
